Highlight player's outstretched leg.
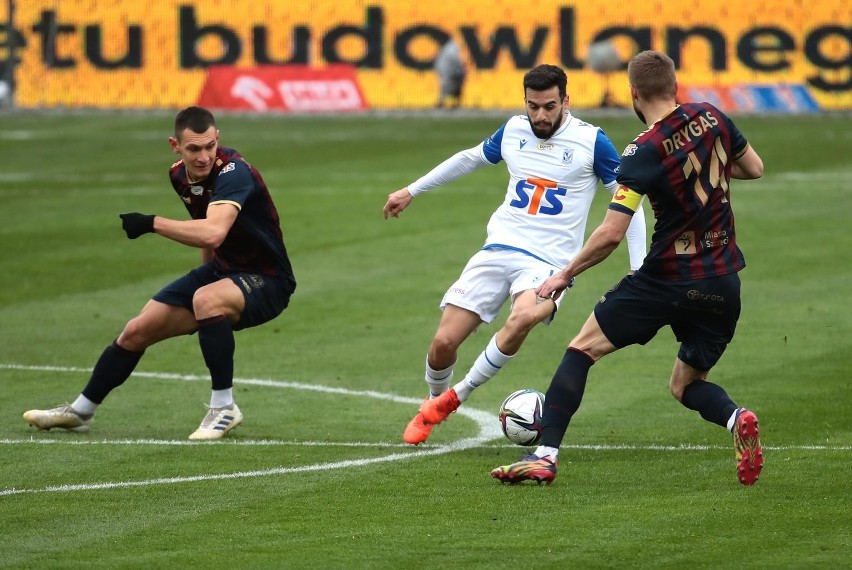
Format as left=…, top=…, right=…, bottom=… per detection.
left=23, top=404, right=93, bottom=432
left=188, top=403, right=243, bottom=440
left=733, top=408, right=763, bottom=485
left=490, top=454, right=557, bottom=485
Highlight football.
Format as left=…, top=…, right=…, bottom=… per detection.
left=498, top=389, right=545, bottom=446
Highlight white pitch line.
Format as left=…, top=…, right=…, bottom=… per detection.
left=3, top=363, right=850, bottom=496
left=1, top=363, right=422, bottom=403
left=0, top=436, right=490, bottom=497
left=1, top=363, right=503, bottom=497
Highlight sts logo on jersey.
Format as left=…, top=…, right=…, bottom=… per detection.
left=510, top=177, right=566, bottom=215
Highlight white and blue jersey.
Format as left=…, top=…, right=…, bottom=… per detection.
left=482, top=113, right=620, bottom=268
left=409, top=112, right=644, bottom=270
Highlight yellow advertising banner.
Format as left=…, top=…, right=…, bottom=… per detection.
left=2, top=0, right=850, bottom=110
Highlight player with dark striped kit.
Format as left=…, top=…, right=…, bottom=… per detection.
left=491, top=50, right=766, bottom=486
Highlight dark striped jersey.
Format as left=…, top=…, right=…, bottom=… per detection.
left=168, top=147, right=296, bottom=291
left=610, top=102, right=750, bottom=281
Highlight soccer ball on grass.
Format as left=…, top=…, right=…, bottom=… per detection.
left=498, top=389, right=545, bottom=446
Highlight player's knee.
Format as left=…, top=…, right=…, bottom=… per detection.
left=117, top=317, right=150, bottom=351
left=191, top=288, right=220, bottom=317
left=504, top=306, right=541, bottom=336
left=669, top=377, right=692, bottom=402
left=670, top=383, right=684, bottom=402
left=567, top=337, right=610, bottom=362
left=429, top=334, right=460, bottom=362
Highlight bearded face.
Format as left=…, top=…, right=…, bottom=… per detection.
left=524, top=86, right=567, bottom=140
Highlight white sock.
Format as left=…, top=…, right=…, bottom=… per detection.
left=726, top=408, right=740, bottom=433
left=533, top=446, right=559, bottom=462
left=425, top=356, right=454, bottom=398
left=210, top=388, right=234, bottom=409
left=453, top=334, right=513, bottom=403
left=71, top=395, right=98, bottom=417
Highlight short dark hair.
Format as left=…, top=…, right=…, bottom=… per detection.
left=523, top=64, right=567, bottom=100
left=174, top=106, right=216, bottom=138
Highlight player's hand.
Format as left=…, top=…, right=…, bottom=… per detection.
left=536, top=272, right=574, bottom=301
left=383, top=188, right=413, bottom=219
left=119, top=212, right=155, bottom=239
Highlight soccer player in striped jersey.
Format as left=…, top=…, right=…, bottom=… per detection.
left=23, top=106, right=296, bottom=440
left=383, top=64, right=648, bottom=445
left=491, top=51, right=765, bottom=486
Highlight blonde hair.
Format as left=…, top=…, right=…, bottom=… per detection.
left=628, top=50, right=677, bottom=101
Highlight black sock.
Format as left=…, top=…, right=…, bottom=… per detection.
left=197, top=315, right=234, bottom=391
left=540, top=348, right=595, bottom=448
left=680, top=380, right=738, bottom=428
left=81, top=341, right=144, bottom=403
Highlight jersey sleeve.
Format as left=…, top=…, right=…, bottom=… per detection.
left=609, top=184, right=644, bottom=215
left=211, top=159, right=254, bottom=210
left=610, top=143, right=656, bottom=215
left=480, top=122, right=507, bottom=165
left=615, top=143, right=657, bottom=197
left=407, top=121, right=507, bottom=196
left=592, top=128, right=621, bottom=187
left=723, top=113, right=750, bottom=159
left=407, top=145, right=490, bottom=196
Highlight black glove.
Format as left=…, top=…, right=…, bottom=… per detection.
left=119, top=213, right=155, bottom=239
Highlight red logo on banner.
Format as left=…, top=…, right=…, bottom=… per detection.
left=197, top=65, right=368, bottom=112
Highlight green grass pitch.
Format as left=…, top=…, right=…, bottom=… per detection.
left=1, top=110, right=850, bottom=568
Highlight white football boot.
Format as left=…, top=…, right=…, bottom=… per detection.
left=188, top=403, right=243, bottom=440
left=23, top=404, right=93, bottom=432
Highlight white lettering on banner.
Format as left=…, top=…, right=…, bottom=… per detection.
left=197, top=66, right=368, bottom=112
left=278, top=80, right=363, bottom=111
left=230, top=76, right=274, bottom=111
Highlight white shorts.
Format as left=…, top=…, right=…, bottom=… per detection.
left=440, top=247, right=566, bottom=324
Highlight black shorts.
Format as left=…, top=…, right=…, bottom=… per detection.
left=594, top=271, right=741, bottom=371
left=152, top=263, right=293, bottom=331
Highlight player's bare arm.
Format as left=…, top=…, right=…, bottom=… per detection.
left=535, top=271, right=573, bottom=302
left=383, top=187, right=413, bottom=219
left=731, top=146, right=764, bottom=180
left=153, top=202, right=239, bottom=248
left=537, top=209, right=632, bottom=299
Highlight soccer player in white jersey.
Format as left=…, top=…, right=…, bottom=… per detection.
left=383, top=64, right=648, bottom=445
